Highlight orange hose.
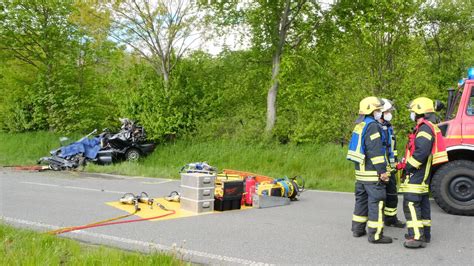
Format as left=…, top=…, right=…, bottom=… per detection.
left=48, top=210, right=139, bottom=235
left=52, top=210, right=176, bottom=235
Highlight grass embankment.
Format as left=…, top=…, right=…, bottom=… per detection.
left=0, top=132, right=354, bottom=192
left=0, top=223, right=182, bottom=265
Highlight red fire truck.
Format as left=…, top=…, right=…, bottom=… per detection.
left=432, top=68, right=474, bottom=216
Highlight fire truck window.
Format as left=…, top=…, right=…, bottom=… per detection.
left=449, top=92, right=462, bottom=119
left=468, top=87, right=474, bottom=116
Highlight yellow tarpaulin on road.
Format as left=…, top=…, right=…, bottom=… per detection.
left=107, top=198, right=204, bottom=220
left=106, top=198, right=251, bottom=221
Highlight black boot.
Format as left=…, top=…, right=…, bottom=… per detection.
left=405, top=233, right=430, bottom=243
left=353, top=231, right=367, bottom=238
left=385, top=217, right=406, bottom=228
left=423, top=227, right=431, bottom=243
left=368, top=235, right=393, bottom=244
left=404, top=238, right=427, bottom=248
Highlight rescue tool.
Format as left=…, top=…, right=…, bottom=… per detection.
left=256, top=176, right=305, bottom=200
left=119, top=192, right=154, bottom=210
left=164, top=191, right=181, bottom=202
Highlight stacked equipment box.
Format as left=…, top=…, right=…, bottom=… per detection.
left=180, top=173, right=216, bottom=213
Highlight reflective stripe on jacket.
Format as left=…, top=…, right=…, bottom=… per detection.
left=347, top=116, right=376, bottom=164
left=399, top=119, right=448, bottom=194
left=348, top=116, right=387, bottom=182
left=404, top=119, right=448, bottom=166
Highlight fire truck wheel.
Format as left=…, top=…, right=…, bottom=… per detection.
left=432, top=160, right=474, bottom=216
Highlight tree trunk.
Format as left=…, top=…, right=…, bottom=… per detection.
left=161, top=60, right=170, bottom=94
left=265, top=0, right=291, bottom=133
left=266, top=54, right=281, bottom=133
left=163, top=69, right=170, bottom=92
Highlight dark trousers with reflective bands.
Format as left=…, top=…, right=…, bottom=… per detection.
left=352, top=182, right=386, bottom=241
left=384, top=175, right=399, bottom=222
left=403, top=193, right=431, bottom=241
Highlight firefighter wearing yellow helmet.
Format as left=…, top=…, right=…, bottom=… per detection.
left=347, top=97, right=392, bottom=244
left=398, top=97, right=448, bottom=248
left=377, top=99, right=406, bottom=228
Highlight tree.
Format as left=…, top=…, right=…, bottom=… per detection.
left=416, top=0, right=474, bottom=90
left=0, top=0, right=81, bottom=130
left=0, top=0, right=121, bottom=132
left=0, top=0, right=77, bottom=81
left=203, top=0, right=321, bottom=133
left=102, top=0, right=203, bottom=92
left=331, top=0, right=419, bottom=95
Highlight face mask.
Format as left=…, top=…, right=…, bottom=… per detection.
left=383, top=112, right=392, bottom=122
left=410, top=112, right=416, bottom=122
left=374, top=111, right=382, bottom=120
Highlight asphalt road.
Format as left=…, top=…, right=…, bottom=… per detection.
left=1, top=168, right=473, bottom=265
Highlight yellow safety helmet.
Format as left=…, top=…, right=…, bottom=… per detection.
left=408, top=97, right=435, bottom=115
left=359, top=96, right=383, bottom=115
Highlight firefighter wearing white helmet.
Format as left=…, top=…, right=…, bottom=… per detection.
left=347, top=96, right=392, bottom=244
left=397, top=97, right=448, bottom=248
left=376, top=99, right=406, bottom=228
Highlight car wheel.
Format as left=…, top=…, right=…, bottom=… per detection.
left=125, top=148, right=141, bottom=161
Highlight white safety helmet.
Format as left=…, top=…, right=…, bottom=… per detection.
left=380, top=98, right=395, bottom=112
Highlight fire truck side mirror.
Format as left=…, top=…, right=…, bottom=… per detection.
left=435, top=100, right=445, bottom=112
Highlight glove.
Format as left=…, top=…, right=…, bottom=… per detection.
left=396, top=162, right=406, bottom=170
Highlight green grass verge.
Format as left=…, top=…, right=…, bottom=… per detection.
left=0, top=132, right=355, bottom=192
left=0, top=131, right=68, bottom=166
left=0, top=223, right=183, bottom=265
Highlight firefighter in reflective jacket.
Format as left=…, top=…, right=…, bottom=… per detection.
left=378, top=98, right=406, bottom=228
left=347, top=96, right=392, bottom=244
left=398, top=97, right=449, bottom=249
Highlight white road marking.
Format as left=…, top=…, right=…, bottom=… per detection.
left=1, top=216, right=269, bottom=265
left=20, top=182, right=126, bottom=195
left=20, top=181, right=60, bottom=187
